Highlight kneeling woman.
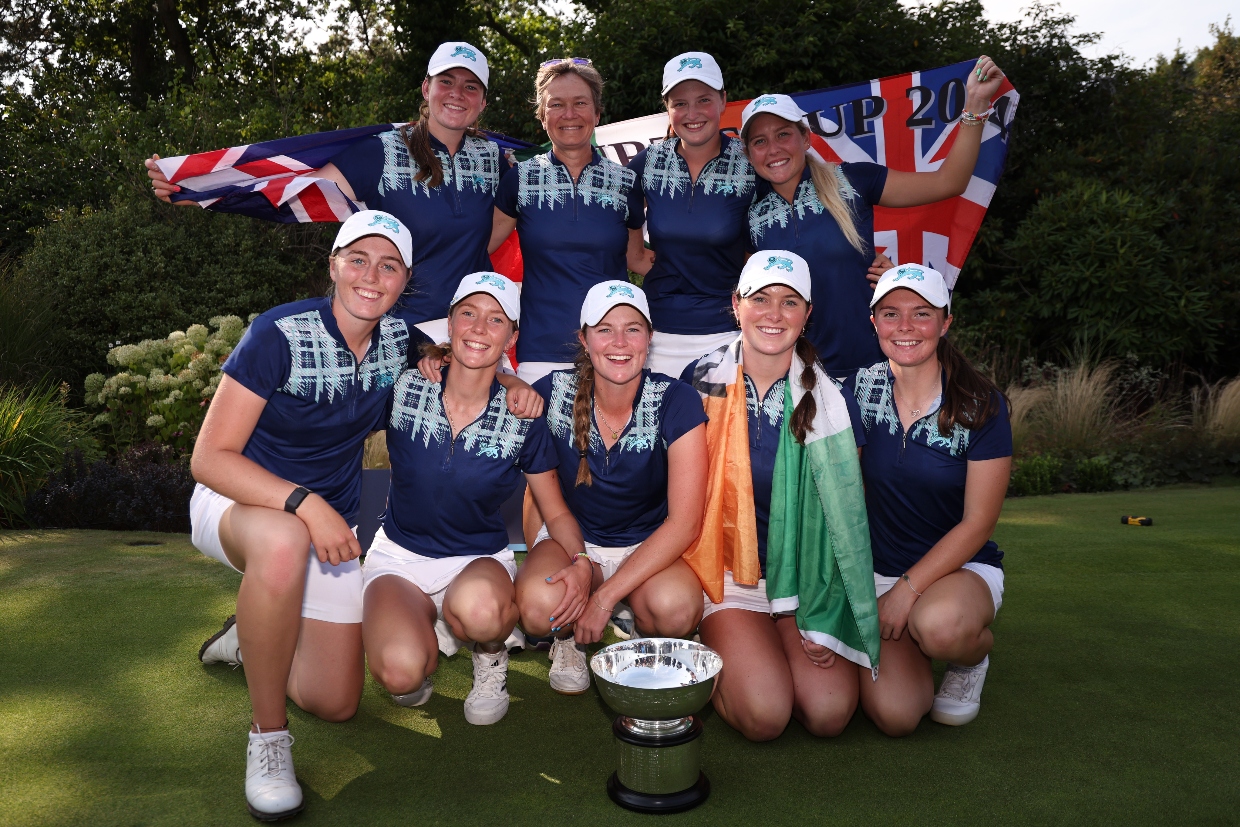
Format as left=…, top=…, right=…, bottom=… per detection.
left=845, top=264, right=1011, bottom=735
left=515, top=280, right=708, bottom=694
left=189, top=210, right=421, bottom=820
left=681, top=251, right=878, bottom=742
left=362, top=272, right=580, bottom=725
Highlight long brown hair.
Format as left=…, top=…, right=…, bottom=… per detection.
left=400, top=89, right=486, bottom=189
left=936, top=335, right=1003, bottom=435
left=788, top=337, right=822, bottom=445
left=570, top=341, right=596, bottom=486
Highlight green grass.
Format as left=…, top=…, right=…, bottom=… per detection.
left=2, top=485, right=1239, bottom=826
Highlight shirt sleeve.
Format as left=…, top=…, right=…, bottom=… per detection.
left=660, top=379, right=709, bottom=446
left=831, top=377, right=867, bottom=448
left=518, top=415, right=559, bottom=474
left=494, top=163, right=521, bottom=218
left=966, top=392, right=1013, bottom=461
left=222, top=314, right=291, bottom=401
left=840, top=162, right=889, bottom=207
left=328, top=135, right=386, bottom=207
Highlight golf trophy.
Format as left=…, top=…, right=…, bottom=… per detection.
left=590, top=638, right=723, bottom=814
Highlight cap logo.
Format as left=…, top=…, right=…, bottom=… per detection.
left=893, top=266, right=925, bottom=282
left=450, top=46, right=477, bottom=61
left=367, top=215, right=400, bottom=233
left=476, top=274, right=506, bottom=289
left=606, top=284, right=635, bottom=299
left=753, top=95, right=778, bottom=108
left=678, top=57, right=703, bottom=71
left=764, top=256, right=794, bottom=272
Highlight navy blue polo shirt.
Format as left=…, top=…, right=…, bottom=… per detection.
left=680, top=360, right=867, bottom=575
left=383, top=368, right=556, bottom=558
left=628, top=134, right=755, bottom=334
left=223, top=298, right=427, bottom=524
left=331, top=131, right=510, bottom=326
left=494, top=149, right=644, bottom=362
left=748, top=163, right=888, bottom=375
left=529, top=369, right=706, bottom=547
left=844, top=363, right=1012, bottom=577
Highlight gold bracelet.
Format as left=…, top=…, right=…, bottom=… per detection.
left=901, top=573, right=923, bottom=597
left=593, top=595, right=609, bottom=613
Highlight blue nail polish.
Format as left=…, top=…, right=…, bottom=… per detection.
left=549, top=617, right=555, bottom=622
left=545, top=577, right=552, bottom=582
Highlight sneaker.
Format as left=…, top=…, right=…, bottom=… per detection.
left=930, top=656, right=989, bottom=726
left=548, top=635, right=590, bottom=695
left=199, top=614, right=242, bottom=666
left=390, top=678, right=433, bottom=708
left=609, top=605, right=635, bottom=640
left=245, top=732, right=303, bottom=821
left=524, top=631, right=555, bottom=652
left=464, top=647, right=509, bottom=725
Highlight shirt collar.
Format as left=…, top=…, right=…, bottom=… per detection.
left=671, top=131, right=733, bottom=169
left=548, top=146, right=604, bottom=170
left=318, top=297, right=381, bottom=364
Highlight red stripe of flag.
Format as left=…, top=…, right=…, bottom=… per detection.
left=235, top=158, right=308, bottom=179
left=170, top=148, right=230, bottom=183
left=294, top=183, right=339, bottom=222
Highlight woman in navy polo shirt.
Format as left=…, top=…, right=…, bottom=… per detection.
left=680, top=251, right=871, bottom=742
left=490, top=59, right=645, bottom=385
left=624, top=51, right=754, bottom=378
left=741, top=56, right=1006, bottom=377
left=514, top=280, right=708, bottom=695
left=362, top=272, right=581, bottom=726
left=845, top=264, right=1012, bottom=735
left=189, top=210, right=424, bottom=820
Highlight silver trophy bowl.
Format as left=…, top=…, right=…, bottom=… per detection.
left=590, top=639, right=723, bottom=814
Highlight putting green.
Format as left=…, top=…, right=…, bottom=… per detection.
left=2, top=484, right=1237, bottom=825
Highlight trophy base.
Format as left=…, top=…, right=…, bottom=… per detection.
left=607, top=771, right=710, bottom=814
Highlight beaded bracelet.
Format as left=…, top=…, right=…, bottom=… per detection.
left=960, top=108, right=991, bottom=127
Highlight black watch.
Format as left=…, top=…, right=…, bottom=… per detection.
left=284, top=486, right=312, bottom=514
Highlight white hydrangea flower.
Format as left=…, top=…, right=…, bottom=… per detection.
left=146, top=415, right=166, bottom=428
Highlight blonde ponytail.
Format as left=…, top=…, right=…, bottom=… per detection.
left=802, top=140, right=867, bottom=256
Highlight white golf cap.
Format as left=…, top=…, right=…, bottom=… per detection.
left=580, top=280, right=652, bottom=327
left=333, top=210, right=413, bottom=268
left=870, top=263, right=952, bottom=311
left=737, top=250, right=812, bottom=301
left=661, top=51, right=725, bottom=96
left=451, top=271, right=521, bottom=323
left=740, top=93, right=808, bottom=139
left=427, top=41, right=489, bottom=88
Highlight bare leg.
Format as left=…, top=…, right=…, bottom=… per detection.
left=362, top=575, right=440, bottom=696
left=627, top=559, right=704, bottom=638
left=698, top=609, right=793, bottom=741
left=521, top=486, right=543, bottom=552
left=514, top=538, right=601, bottom=638
left=907, top=569, right=995, bottom=666
left=442, top=558, right=519, bottom=650
left=775, top=616, right=860, bottom=737
left=286, top=619, right=363, bottom=722
left=857, top=632, right=933, bottom=737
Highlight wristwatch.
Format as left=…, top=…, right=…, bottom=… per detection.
left=284, top=486, right=312, bottom=514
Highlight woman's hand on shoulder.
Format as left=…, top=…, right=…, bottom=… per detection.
left=545, top=556, right=594, bottom=632
left=416, top=351, right=447, bottom=383
left=867, top=252, right=895, bottom=287
left=297, top=493, right=362, bottom=566
left=496, top=373, right=545, bottom=418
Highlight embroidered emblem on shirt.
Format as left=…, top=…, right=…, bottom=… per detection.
left=853, top=364, right=971, bottom=456
left=678, top=57, right=703, bottom=71
left=378, top=131, right=501, bottom=198
left=516, top=153, right=634, bottom=218
left=391, top=372, right=528, bottom=459
left=641, top=136, right=754, bottom=200
left=748, top=169, right=858, bottom=245
left=275, top=312, right=408, bottom=402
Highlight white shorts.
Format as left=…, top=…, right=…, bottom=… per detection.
left=416, top=317, right=516, bottom=374
left=701, top=570, right=774, bottom=619
left=533, top=525, right=639, bottom=581
left=874, top=562, right=1005, bottom=614
left=189, top=483, right=363, bottom=624
left=648, top=330, right=739, bottom=379
left=362, top=527, right=520, bottom=656
left=516, top=361, right=573, bottom=384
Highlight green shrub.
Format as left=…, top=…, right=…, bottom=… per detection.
left=19, top=196, right=330, bottom=391
left=0, top=266, right=63, bottom=387
left=1009, top=454, right=1063, bottom=497
left=84, top=316, right=248, bottom=454
left=1072, top=455, right=1118, bottom=493
left=0, top=383, right=77, bottom=526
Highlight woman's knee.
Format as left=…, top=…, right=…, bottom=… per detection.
left=909, top=602, right=982, bottom=658
left=370, top=646, right=436, bottom=695
left=515, top=578, right=561, bottom=637
left=715, top=687, right=792, bottom=742
left=795, top=695, right=857, bottom=738
left=633, top=583, right=703, bottom=638
left=245, top=535, right=311, bottom=594
left=301, top=694, right=360, bottom=724
left=862, top=696, right=924, bottom=738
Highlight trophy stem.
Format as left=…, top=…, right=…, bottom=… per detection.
left=608, top=714, right=710, bottom=813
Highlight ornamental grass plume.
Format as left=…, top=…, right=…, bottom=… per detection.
left=364, top=431, right=390, bottom=469
left=1035, top=360, right=1121, bottom=457
left=1004, top=384, right=1050, bottom=457
left=1195, top=377, right=1240, bottom=445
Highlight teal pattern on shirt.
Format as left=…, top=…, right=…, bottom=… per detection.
left=853, top=363, right=971, bottom=456
left=744, top=373, right=786, bottom=427
left=516, top=153, right=635, bottom=219
left=642, top=136, right=755, bottom=200
left=391, top=371, right=529, bottom=459
left=546, top=370, right=672, bottom=454
left=275, top=312, right=407, bottom=402
left=377, top=131, right=501, bottom=198
left=748, top=166, right=859, bottom=246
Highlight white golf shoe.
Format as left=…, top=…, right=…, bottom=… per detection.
left=464, top=647, right=510, bottom=725
left=199, top=615, right=241, bottom=666
left=390, top=678, right=433, bottom=708
left=245, top=731, right=303, bottom=821
left=548, top=635, right=590, bottom=695
left=930, top=656, right=989, bottom=726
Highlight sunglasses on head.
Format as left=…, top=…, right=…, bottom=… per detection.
left=540, top=57, right=593, bottom=68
